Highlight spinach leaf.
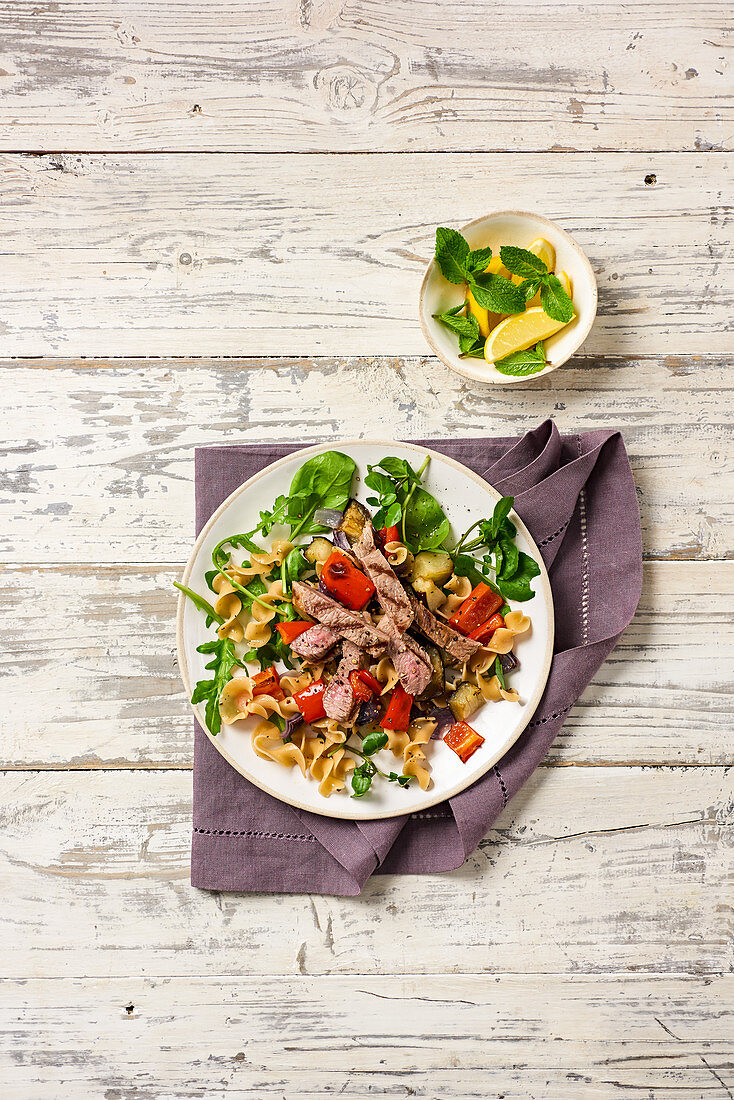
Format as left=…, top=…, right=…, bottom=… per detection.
left=403, top=486, right=450, bottom=552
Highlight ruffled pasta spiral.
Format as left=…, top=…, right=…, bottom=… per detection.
left=243, top=577, right=289, bottom=647
left=384, top=717, right=435, bottom=791
left=211, top=573, right=245, bottom=643
left=219, top=675, right=300, bottom=725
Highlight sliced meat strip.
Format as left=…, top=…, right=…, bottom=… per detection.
left=292, top=582, right=388, bottom=656
left=407, top=591, right=483, bottom=662
left=323, top=642, right=365, bottom=722
left=289, top=623, right=339, bottom=662
left=380, top=614, right=433, bottom=696
left=352, top=522, right=414, bottom=632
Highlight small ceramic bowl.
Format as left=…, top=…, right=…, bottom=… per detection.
left=419, top=210, right=597, bottom=385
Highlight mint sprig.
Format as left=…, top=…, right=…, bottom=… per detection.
left=500, top=246, right=574, bottom=322
left=540, top=274, right=574, bottom=323
left=434, top=227, right=471, bottom=285
left=494, top=341, right=548, bottom=377
left=470, top=272, right=526, bottom=314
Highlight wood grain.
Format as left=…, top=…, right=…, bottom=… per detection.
left=0, top=152, right=730, bottom=357
left=0, top=0, right=730, bottom=154
left=1, top=975, right=732, bottom=1098
left=0, top=766, right=730, bottom=981
left=2, top=561, right=731, bottom=769
left=2, top=356, right=732, bottom=564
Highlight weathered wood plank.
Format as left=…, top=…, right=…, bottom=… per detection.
left=0, top=153, right=730, bottom=356
left=1, top=975, right=732, bottom=1099
left=0, top=0, right=729, bottom=154
left=1, top=562, right=731, bottom=769
left=0, top=766, right=729, bottom=978
left=1, top=356, right=731, bottom=563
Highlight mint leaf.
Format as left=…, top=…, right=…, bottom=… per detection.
left=540, top=274, right=574, bottom=323
left=434, top=227, right=470, bottom=285
left=432, top=308, right=480, bottom=342
left=494, top=341, right=547, bottom=377
left=500, top=245, right=548, bottom=278
left=469, top=272, right=526, bottom=314
left=465, top=246, right=493, bottom=275
left=518, top=278, right=541, bottom=302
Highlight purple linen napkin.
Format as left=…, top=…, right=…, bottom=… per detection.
left=190, top=420, right=642, bottom=895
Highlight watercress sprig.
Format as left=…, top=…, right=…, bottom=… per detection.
left=451, top=495, right=540, bottom=602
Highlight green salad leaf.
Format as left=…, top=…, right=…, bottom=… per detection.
left=190, top=637, right=238, bottom=736
left=494, top=342, right=547, bottom=377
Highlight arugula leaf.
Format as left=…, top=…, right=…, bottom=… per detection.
left=465, top=246, right=493, bottom=274
left=174, top=582, right=224, bottom=629
left=432, top=308, right=480, bottom=343
left=494, top=342, right=547, bottom=377
left=540, top=274, right=574, bottom=323
left=191, top=637, right=238, bottom=736
left=434, top=227, right=470, bottom=284
left=469, top=272, right=526, bottom=315
left=498, top=551, right=541, bottom=601
left=286, top=451, right=357, bottom=538
left=494, top=656, right=507, bottom=690
left=500, top=245, right=548, bottom=278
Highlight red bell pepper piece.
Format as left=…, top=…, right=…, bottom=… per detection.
left=469, top=612, right=505, bottom=644
left=444, top=721, right=485, bottom=763
left=380, top=683, right=414, bottom=732
left=376, top=525, right=400, bottom=548
left=348, top=668, right=383, bottom=703
left=356, top=669, right=383, bottom=696
left=320, top=550, right=375, bottom=610
left=275, top=620, right=312, bottom=645
left=293, top=678, right=327, bottom=723
left=252, top=666, right=284, bottom=700
left=449, top=583, right=503, bottom=636
left=348, top=670, right=374, bottom=704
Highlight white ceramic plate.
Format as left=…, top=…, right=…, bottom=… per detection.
left=419, top=210, right=597, bottom=385
left=176, top=441, right=554, bottom=820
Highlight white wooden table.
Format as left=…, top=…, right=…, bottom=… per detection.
left=1, top=2, right=732, bottom=1096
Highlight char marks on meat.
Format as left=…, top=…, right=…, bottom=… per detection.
left=289, top=623, right=339, bottom=662
left=292, top=582, right=388, bottom=655
left=380, top=614, right=433, bottom=696
left=353, top=522, right=414, bottom=632
left=323, top=642, right=364, bottom=722
left=407, top=591, right=483, bottom=662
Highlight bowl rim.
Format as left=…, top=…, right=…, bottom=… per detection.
left=419, top=209, right=598, bottom=386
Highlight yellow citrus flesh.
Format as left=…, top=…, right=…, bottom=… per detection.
left=484, top=306, right=573, bottom=364
left=556, top=270, right=572, bottom=297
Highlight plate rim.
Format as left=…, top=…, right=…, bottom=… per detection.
left=176, top=438, right=555, bottom=820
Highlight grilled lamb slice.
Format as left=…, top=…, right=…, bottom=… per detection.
left=290, top=623, right=339, bottom=662
left=407, top=591, right=483, bottom=662
left=353, top=522, right=413, bottom=632
left=381, top=615, right=433, bottom=696
left=323, top=642, right=365, bottom=722
left=292, top=582, right=388, bottom=655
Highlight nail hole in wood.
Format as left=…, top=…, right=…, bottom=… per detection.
left=645, top=173, right=656, bottom=185
left=125, top=1003, right=134, bottom=1015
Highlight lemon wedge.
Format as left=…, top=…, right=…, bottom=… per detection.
left=466, top=255, right=512, bottom=336
left=484, top=305, right=573, bottom=364
left=556, top=269, right=572, bottom=297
